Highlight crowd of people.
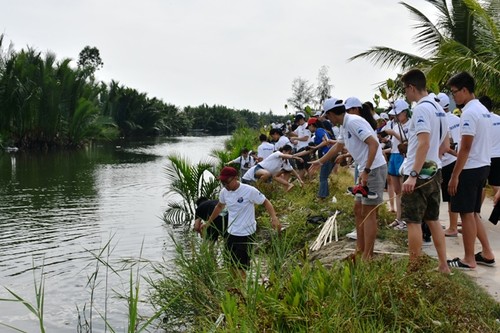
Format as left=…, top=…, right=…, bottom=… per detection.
left=195, top=69, right=500, bottom=276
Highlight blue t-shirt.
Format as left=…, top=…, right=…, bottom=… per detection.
left=313, top=128, right=331, bottom=157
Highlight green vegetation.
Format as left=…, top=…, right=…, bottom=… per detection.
left=0, top=35, right=288, bottom=150
left=155, top=159, right=500, bottom=332
left=351, top=0, right=500, bottom=104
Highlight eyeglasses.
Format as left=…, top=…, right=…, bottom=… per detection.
left=450, top=88, right=462, bottom=96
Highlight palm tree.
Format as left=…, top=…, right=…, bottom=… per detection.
left=350, top=0, right=500, bottom=100
left=163, top=154, right=220, bottom=228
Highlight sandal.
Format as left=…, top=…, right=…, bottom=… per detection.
left=475, top=252, right=495, bottom=267
left=447, top=258, right=474, bottom=270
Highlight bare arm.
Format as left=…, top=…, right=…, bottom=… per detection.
left=202, top=202, right=225, bottom=229
left=263, top=199, right=281, bottom=231
left=402, top=132, right=430, bottom=193
left=359, top=136, right=379, bottom=186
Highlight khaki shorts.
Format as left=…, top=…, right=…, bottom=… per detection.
left=355, top=164, right=387, bottom=206
left=401, top=170, right=442, bottom=223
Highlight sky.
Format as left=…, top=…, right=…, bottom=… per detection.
left=1, top=0, right=436, bottom=115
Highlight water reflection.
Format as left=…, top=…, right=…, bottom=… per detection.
left=0, top=136, right=226, bottom=331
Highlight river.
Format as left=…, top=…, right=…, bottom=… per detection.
left=0, top=136, right=228, bottom=332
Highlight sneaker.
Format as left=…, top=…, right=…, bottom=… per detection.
left=388, top=219, right=401, bottom=228
left=475, top=252, right=495, bottom=267
left=346, top=230, right=357, bottom=240
left=422, top=239, right=432, bottom=246
left=393, top=220, right=407, bottom=231
left=347, top=184, right=378, bottom=199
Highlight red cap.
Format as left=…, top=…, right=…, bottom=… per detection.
left=218, top=166, right=238, bottom=181
left=307, top=118, right=319, bottom=127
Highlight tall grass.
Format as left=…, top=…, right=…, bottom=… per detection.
left=152, top=163, right=500, bottom=332
left=0, top=238, right=176, bottom=332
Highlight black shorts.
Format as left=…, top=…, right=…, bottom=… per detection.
left=441, top=161, right=456, bottom=202
left=450, top=166, right=489, bottom=213
left=295, top=147, right=311, bottom=170
left=225, top=233, right=255, bottom=270
left=489, top=158, right=500, bottom=186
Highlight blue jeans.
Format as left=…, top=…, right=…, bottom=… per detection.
left=318, top=160, right=335, bottom=198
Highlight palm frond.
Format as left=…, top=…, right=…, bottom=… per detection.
left=348, top=46, right=427, bottom=70
left=400, top=1, right=444, bottom=54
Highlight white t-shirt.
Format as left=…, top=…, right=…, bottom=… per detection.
left=229, top=155, right=253, bottom=173
left=274, top=136, right=291, bottom=151
left=337, top=113, right=386, bottom=170
left=294, top=123, right=311, bottom=150
left=258, top=141, right=274, bottom=160
left=241, top=151, right=286, bottom=182
left=460, top=99, right=492, bottom=169
left=219, top=183, right=266, bottom=236
left=490, top=113, right=500, bottom=158
left=402, top=96, right=448, bottom=175
left=441, top=112, right=461, bottom=167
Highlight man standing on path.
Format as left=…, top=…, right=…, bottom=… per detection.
left=309, top=98, right=387, bottom=260
left=202, top=167, right=281, bottom=278
left=447, top=72, right=495, bottom=269
left=400, top=69, right=450, bottom=274
left=437, top=92, right=462, bottom=237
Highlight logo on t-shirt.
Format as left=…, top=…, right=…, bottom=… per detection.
left=347, top=131, right=352, bottom=139
left=357, top=128, right=364, bottom=135
left=237, top=197, right=244, bottom=203
left=463, top=121, right=470, bottom=127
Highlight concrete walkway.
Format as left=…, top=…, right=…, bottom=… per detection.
left=421, top=195, right=500, bottom=301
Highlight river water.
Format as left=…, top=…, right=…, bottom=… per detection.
left=0, top=136, right=227, bottom=332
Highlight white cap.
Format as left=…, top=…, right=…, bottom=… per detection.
left=437, top=92, right=450, bottom=110
left=314, top=111, right=322, bottom=117
left=388, top=99, right=409, bottom=115
left=323, top=98, right=345, bottom=113
left=380, top=112, right=389, bottom=120
left=373, top=113, right=381, bottom=120
left=344, top=97, right=362, bottom=110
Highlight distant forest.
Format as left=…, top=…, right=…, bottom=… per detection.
left=0, top=38, right=288, bottom=150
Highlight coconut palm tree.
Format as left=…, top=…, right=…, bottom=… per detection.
left=350, top=0, right=500, bottom=100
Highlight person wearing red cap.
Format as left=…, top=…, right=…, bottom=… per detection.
left=202, top=166, right=281, bottom=278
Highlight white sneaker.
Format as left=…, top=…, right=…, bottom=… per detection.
left=422, top=240, right=432, bottom=246
left=346, top=230, right=357, bottom=240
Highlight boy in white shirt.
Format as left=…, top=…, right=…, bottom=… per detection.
left=447, top=72, right=495, bottom=269
left=310, top=98, right=387, bottom=260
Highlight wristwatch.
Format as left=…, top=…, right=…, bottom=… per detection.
left=409, top=170, right=418, bottom=178
left=363, top=167, right=371, bottom=174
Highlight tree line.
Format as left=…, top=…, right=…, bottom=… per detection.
left=0, top=37, right=287, bottom=150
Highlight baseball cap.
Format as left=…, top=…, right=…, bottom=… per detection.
left=294, top=112, right=306, bottom=121
left=344, top=97, right=362, bottom=110
left=307, top=117, right=319, bottom=127
left=437, top=92, right=450, bottom=109
left=388, top=99, right=409, bottom=115
left=380, top=112, right=389, bottom=120
left=323, top=98, right=345, bottom=114
left=218, top=166, right=238, bottom=181
left=313, top=111, right=322, bottom=117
